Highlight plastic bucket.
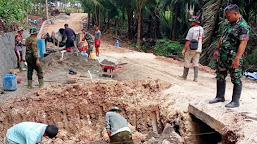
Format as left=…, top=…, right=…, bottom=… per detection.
left=37, top=39, right=46, bottom=60
left=3, top=74, right=17, bottom=91
left=81, top=52, right=88, bottom=59
left=90, top=53, right=96, bottom=59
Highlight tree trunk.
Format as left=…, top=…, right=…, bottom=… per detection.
left=153, top=5, right=160, bottom=39
left=45, top=0, right=49, bottom=19
left=137, top=10, right=142, bottom=49
left=107, top=16, right=110, bottom=29
left=127, top=7, right=133, bottom=39
left=98, top=6, right=101, bottom=28
left=115, top=20, right=118, bottom=36
left=40, top=1, right=42, bottom=16
left=36, top=0, right=39, bottom=15
left=55, top=0, right=57, bottom=9
left=171, top=2, right=179, bottom=41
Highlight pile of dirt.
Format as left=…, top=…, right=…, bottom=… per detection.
left=0, top=79, right=175, bottom=144
left=101, top=59, right=115, bottom=66
left=41, top=52, right=101, bottom=73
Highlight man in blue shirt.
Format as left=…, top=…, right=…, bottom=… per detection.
left=5, top=122, right=58, bottom=144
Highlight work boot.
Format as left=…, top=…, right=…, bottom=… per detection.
left=209, top=80, right=226, bottom=104
left=225, top=83, right=242, bottom=108
left=28, top=80, right=32, bottom=89
left=18, top=62, right=22, bottom=71
left=179, top=67, right=189, bottom=80
left=193, top=66, right=198, bottom=82
left=39, top=79, right=44, bottom=87
left=19, top=62, right=27, bottom=71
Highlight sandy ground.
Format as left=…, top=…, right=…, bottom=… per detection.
left=42, top=13, right=87, bottom=35
left=99, top=35, right=257, bottom=143
left=1, top=13, right=257, bottom=144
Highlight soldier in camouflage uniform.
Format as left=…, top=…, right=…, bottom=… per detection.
left=81, top=29, right=94, bottom=56
left=25, top=27, right=44, bottom=89
left=209, top=4, right=250, bottom=108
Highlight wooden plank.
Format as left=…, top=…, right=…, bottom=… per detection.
left=188, top=104, right=226, bottom=134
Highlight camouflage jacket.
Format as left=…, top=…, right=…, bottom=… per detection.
left=83, top=32, right=94, bottom=44
left=220, top=16, right=250, bottom=60
left=25, top=36, right=38, bottom=58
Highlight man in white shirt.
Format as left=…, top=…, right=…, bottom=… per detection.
left=179, top=16, right=204, bottom=82
left=5, top=122, right=58, bottom=144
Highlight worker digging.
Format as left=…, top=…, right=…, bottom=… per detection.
left=5, top=122, right=58, bottom=144
left=81, top=28, right=94, bottom=57
left=106, top=106, right=133, bottom=144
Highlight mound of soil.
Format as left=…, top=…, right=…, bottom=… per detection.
left=101, top=59, right=115, bottom=66
left=41, top=52, right=101, bottom=73
left=0, top=79, right=172, bottom=143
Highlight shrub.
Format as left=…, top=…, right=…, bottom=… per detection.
left=130, top=43, right=148, bottom=52
left=243, top=47, right=257, bottom=72
left=154, top=39, right=183, bottom=57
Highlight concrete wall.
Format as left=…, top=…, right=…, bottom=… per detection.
left=0, top=32, right=17, bottom=84
left=0, top=31, right=30, bottom=85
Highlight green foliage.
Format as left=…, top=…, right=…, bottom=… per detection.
left=130, top=42, right=147, bottom=52
left=140, top=45, right=147, bottom=52
left=130, top=43, right=137, bottom=48
left=153, top=39, right=183, bottom=57
left=218, top=19, right=227, bottom=35
left=243, top=47, right=257, bottom=72
left=0, top=0, right=32, bottom=31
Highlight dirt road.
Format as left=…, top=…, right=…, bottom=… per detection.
left=42, top=13, right=87, bottom=35
left=99, top=33, right=257, bottom=143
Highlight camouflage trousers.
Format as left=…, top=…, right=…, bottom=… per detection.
left=25, top=54, right=43, bottom=80
left=110, top=131, right=133, bottom=144
left=216, top=58, right=243, bottom=85
left=87, top=42, right=94, bottom=54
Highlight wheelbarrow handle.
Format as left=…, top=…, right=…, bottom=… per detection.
left=117, top=63, right=128, bottom=66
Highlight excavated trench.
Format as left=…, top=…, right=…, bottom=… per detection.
left=0, top=79, right=237, bottom=144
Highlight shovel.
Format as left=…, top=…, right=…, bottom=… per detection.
left=60, top=50, right=66, bottom=61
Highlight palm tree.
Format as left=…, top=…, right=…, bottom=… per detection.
left=136, top=0, right=148, bottom=49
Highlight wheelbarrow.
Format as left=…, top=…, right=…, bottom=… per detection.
left=98, top=56, right=127, bottom=78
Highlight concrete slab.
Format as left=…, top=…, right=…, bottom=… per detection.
left=188, top=101, right=257, bottom=144
left=188, top=104, right=226, bottom=134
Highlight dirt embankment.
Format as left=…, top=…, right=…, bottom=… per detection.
left=0, top=79, right=183, bottom=144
